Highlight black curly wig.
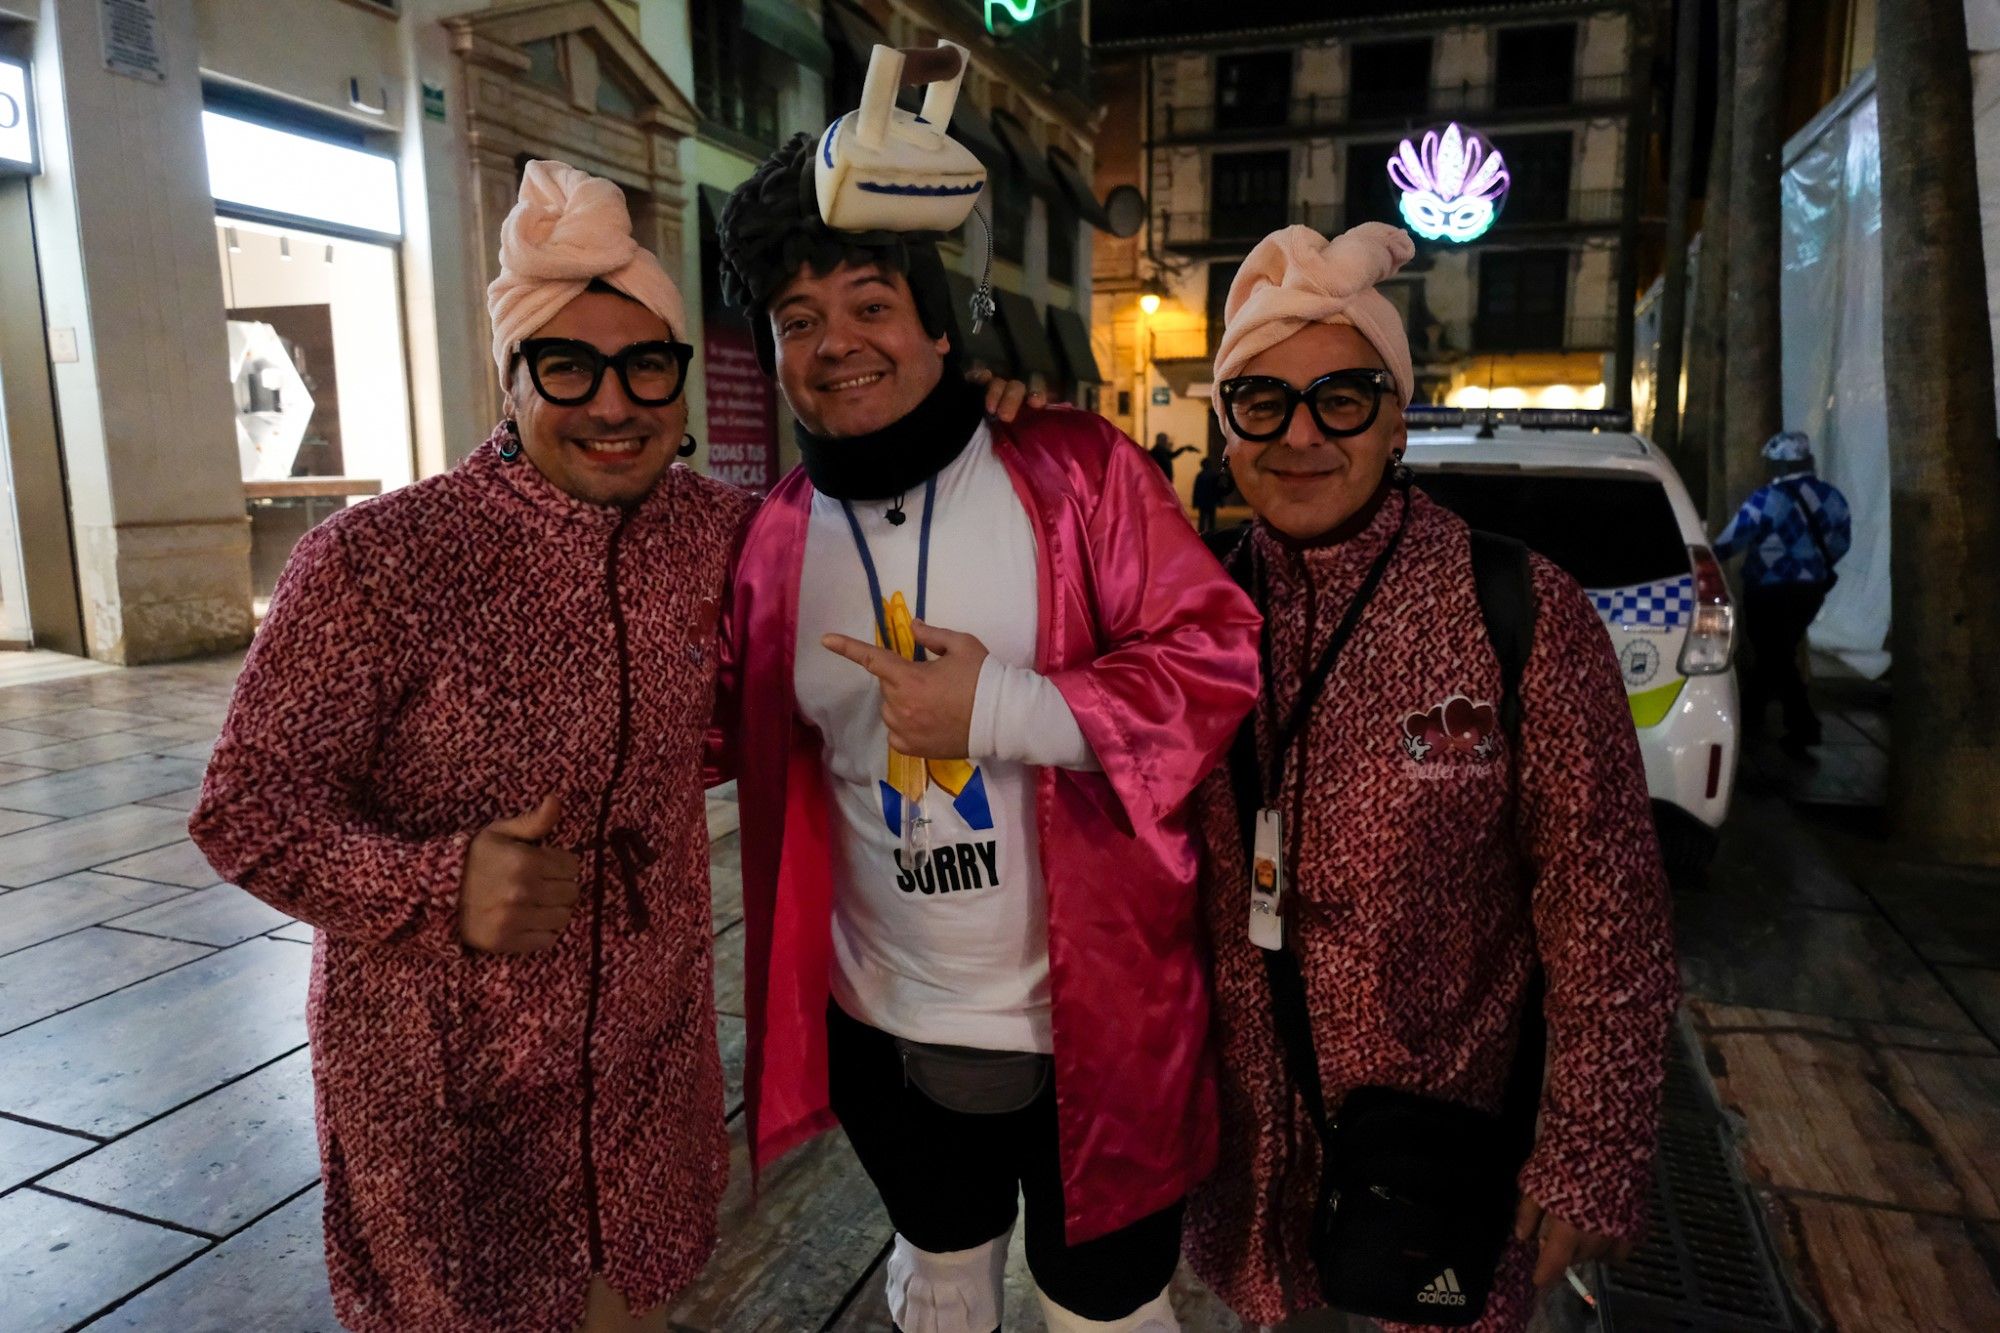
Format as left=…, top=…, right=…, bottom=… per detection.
left=716, top=132, right=958, bottom=375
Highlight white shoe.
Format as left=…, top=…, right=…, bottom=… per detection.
left=884, top=1229, right=1011, bottom=1333
left=1036, top=1284, right=1178, bottom=1333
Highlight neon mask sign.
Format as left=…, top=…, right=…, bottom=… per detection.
left=985, top=0, right=1038, bottom=31
left=1387, top=123, right=1509, bottom=243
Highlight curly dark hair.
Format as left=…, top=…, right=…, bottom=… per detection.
left=716, top=132, right=956, bottom=373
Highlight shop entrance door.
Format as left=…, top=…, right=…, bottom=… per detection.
left=0, top=177, right=85, bottom=654
left=214, top=218, right=415, bottom=608
left=0, top=369, right=31, bottom=647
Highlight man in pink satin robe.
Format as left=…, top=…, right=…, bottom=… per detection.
left=708, top=131, right=1260, bottom=1333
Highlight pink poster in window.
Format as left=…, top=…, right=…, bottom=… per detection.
left=703, top=325, right=779, bottom=491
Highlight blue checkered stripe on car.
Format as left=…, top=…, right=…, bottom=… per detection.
left=1588, top=575, right=1695, bottom=630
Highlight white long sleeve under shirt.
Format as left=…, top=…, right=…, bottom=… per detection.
left=793, top=423, right=1097, bottom=1054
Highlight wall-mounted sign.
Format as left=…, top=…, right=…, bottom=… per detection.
left=1387, top=123, right=1509, bottom=244
left=421, top=82, right=446, bottom=123
left=1151, top=386, right=1171, bottom=406
left=101, top=0, right=167, bottom=85
left=0, top=58, right=35, bottom=176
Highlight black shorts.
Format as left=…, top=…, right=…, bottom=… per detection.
left=826, top=1003, right=1184, bottom=1321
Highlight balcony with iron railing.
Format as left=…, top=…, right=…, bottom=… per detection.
left=1157, top=203, right=1347, bottom=254
left=1146, top=325, right=1219, bottom=362
left=1423, top=313, right=1619, bottom=357
left=950, top=0, right=1093, bottom=104
left=1157, top=72, right=1630, bottom=142
left=1156, top=185, right=1623, bottom=254
left=1493, top=189, right=1627, bottom=230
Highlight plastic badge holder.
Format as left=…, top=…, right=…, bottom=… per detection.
left=815, top=41, right=986, bottom=234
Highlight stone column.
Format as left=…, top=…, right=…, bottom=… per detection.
left=29, top=0, right=250, bottom=663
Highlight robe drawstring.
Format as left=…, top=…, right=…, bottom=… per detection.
left=591, top=827, right=658, bottom=933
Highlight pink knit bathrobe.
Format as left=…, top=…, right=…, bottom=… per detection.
left=191, top=434, right=755, bottom=1332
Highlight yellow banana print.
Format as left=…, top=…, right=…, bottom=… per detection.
left=877, top=591, right=975, bottom=802
left=880, top=592, right=928, bottom=803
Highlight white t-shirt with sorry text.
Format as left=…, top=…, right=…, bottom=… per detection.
left=793, top=424, right=1095, bottom=1054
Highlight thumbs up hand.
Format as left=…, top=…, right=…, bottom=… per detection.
left=459, top=795, right=581, bottom=954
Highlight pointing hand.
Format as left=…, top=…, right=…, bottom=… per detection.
left=822, top=619, right=990, bottom=759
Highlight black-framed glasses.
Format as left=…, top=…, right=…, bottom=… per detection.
left=1218, top=368, right=1396, bottom=442
left=516, top=338, right=694, bottom=407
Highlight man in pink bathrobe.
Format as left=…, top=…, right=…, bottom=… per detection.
left=708, top=119, right=1261, bottom=1332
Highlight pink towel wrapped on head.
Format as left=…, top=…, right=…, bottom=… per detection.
left=1211, top=222, right=1417, bottom=411
left=486, top=159, right=688, bottom=389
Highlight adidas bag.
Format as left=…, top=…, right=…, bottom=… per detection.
left=1300, top=1072, right=1535, bottom=1326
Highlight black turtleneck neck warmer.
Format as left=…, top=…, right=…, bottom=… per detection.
left=795, top=369, right=986, bottom=501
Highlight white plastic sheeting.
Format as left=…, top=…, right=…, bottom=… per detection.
left=1780, top=76, right=1889, bottom=674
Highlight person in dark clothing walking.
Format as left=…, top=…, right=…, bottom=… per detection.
left=1149, top=431, right=1197, bottom=480
left=1191, top=457, right=1225, bottom=533
left=1714, top=430, right=1852, bottom=748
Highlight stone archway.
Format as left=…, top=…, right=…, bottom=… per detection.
left=448, top=0, right=699, bottom=423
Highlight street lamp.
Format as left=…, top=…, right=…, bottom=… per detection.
left=1136, top=282, right=1166, bottom=446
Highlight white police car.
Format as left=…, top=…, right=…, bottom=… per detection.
left=1403, top=407, right=1738, bottom=874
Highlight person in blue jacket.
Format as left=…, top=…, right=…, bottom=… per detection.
left=1714, top=430, right=1852, bottom=748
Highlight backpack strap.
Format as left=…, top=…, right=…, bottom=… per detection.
left=1469, top=529, right=1535, bottom=747
left=1468, top=528, right=1546, bottom=1147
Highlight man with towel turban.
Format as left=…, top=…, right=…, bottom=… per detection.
left=709, top=114, right=1260, bottom=1331
left=192, top=160, right=756, bottom=1333
left=1179, top=223, right=1678, bottom=1332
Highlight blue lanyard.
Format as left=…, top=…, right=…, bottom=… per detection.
left=839, top=476, right=938, bottom=661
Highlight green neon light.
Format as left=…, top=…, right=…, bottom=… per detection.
left=986, top=0, right=1038, bottom=31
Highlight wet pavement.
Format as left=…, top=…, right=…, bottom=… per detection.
left=1675, top=668, right=2000, bottom=1331
left=0, top=653, right=1990, bottom=1331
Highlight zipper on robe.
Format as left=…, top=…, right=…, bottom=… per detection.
left=582, top=509, right=636, bottom=1272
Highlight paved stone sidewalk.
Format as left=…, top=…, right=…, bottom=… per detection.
left=29, top=649, right=1975, bottom=1332
left=1677, top=673, right=2000, bottom=1332
left=0, top=656, right=1262, bottom=1332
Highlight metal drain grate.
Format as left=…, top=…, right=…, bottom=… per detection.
left=1599, top=1022, right=1800, bottom=1333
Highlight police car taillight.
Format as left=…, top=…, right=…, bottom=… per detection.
left=1679, top=545, right=1735, bottom=675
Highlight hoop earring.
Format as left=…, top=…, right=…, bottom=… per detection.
left=498, top=419, right=523, bottom=461
left=678, top=432, right=698, bottom=458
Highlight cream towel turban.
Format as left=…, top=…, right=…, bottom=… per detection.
left=486, top=160, right=688, bottom=389
left=1211, top=222, right=1418, bottom=416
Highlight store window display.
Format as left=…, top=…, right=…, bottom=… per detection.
left=215, top=219, right=414, bottom=607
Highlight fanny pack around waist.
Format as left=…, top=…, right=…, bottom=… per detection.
left=894, top=1037, right=1052, bottom=1115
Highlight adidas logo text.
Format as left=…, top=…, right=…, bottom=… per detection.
left=1416, top=1268, right=1467, bottom=1307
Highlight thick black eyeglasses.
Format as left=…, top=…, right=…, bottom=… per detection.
left=516, top=338, right=694, bottom=407
left=1218, top=368, right=1396, bottom=442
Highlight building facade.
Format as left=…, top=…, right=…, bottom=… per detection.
left=0, top=0, right=1102, bottom=665
left=1090, top=1, right=1653, bottom=498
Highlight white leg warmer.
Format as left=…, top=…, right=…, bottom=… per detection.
left=1035, top=1284, right=1179, bottom=1333
left=883, top=1229, right=1012, bottom=1333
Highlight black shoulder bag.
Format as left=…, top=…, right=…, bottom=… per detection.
left=1222, top=524, right=1545, bottom=1326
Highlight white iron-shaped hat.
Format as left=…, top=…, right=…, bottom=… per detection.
left=815, top=41, right=986, bottom=234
